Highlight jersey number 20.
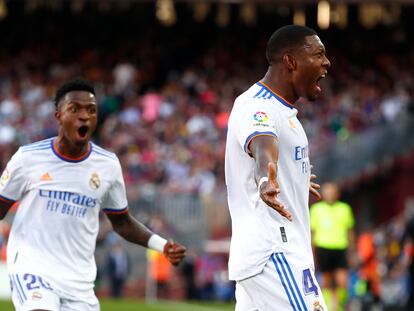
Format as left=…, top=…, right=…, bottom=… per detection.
left=24, top=273, right=53, bottom=291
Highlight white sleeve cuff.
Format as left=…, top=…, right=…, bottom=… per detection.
left=258, top=177, right=268, bottom=189
left=147, top=234, right=168, bottom=253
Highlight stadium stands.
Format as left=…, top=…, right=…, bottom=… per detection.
left=0, top=1, right=413, bottom=308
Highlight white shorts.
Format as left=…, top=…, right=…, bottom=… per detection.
left=9, top=270, right=100, bottom=311
left=236, top=252, right=327, bottom=311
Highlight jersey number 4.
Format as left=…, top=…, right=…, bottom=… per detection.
left=302, top=269, right=319, bottom=296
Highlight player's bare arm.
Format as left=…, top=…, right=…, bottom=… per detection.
left=250, top=136, right=292, bottom=221
left=107, top=212, right=186, bottom=266
left=0, top=200, right=13, bottom=220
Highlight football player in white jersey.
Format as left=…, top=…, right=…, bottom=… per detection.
left=225, top=25, right=331, bottom=310
left=0, top=79, right=186, bottom=311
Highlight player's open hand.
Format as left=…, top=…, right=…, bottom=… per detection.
left=309, top=173, right=321, bottom=200
left=259, top=162, right=292, bottom=221
left=163, top=240, right=186, bottom=266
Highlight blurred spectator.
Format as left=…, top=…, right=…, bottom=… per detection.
left=106, top=233, right=130, bottom=298
left=354, top=226, right=382, bottom=309
left=147, top=249, right=172, bottom=299
left=310, top=182, right=356, bottom=311
left=402, top=216, right=414, bottom=310
left=180, top=250, right=198, bottom=300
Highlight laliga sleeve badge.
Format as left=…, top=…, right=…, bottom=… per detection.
left=252, top=111, right=270, bottom=127
left=89, top=172, right=100, bottom=190
left=0, top=168, right=10, bottom=186
left=313, top=301, right=324, bottom=311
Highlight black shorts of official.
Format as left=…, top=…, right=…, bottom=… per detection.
left=315, top=247, right=348, bottom=272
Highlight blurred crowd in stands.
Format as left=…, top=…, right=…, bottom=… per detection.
left=0, top=4, right=414, bottom=310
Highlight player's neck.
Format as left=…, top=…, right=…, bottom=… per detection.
left=54, top=136, right=90, bottom=159
left=261, top=68, right=298, bottom=104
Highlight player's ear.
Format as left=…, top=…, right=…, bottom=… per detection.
left=283, top=53, right=296, bottom=71
left=55, top=108, right=62, bottom=124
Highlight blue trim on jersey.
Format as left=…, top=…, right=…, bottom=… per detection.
left=91, top=144, right=117, bottom=160
left=103, top=206, right=128, bottom=214
left=254, top=88, right=265, bottom=98
left=21, top=145, right=51, bottom=153
left=256, top=82, right=294, bottom=109
left=253, top=88, right=273, bottom=101
left=22, top=138, right=54, bottom=149
left=22, top=142, right=51, bottom=151
left=15, top=274, right=27, bottom=301
left=243, top=131, right=277, bottom=154
left=92, top=149, right=117, bottom=160
left=52, top=140, right=92, bottom=163
left=271, top=254, right=297, bottom=311
left=280, top=253, right=308, bottom=311
left=92, top=143, right=114, bottom=154
left=0, top=194, right=16, bottom=203
left=11, top=275, right=23, bottom=304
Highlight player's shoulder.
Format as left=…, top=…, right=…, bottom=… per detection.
left=20, top=137, right=54, bottom=153
left=90, top=142, right=119, bottom=162
left=236, top=83, right=270, bottom=104
left=336, top=201, right=352, bottom=210
left=233, top=83, right=278, bottom=115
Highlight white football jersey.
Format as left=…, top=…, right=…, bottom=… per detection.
left=225, top=82, right=313, bottom=281
left=0, top=137, right=128, bottom=300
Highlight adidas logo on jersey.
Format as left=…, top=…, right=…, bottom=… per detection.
left=40, top=172, right=52, bottom=181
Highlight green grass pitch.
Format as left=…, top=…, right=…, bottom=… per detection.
left=0, top=299, right=234, bottom=311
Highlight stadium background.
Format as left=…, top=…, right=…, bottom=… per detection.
left=0, top=0, right=413, bottom=310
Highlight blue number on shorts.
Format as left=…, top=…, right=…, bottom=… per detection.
left=302, top=269, right=319, bottom=296
left=23, top=274, right=40, bottom=290
left=39, top=277, right=52, bottom=290
left=23, top=273, right=52, bottom=291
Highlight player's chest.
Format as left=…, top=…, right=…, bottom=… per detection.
left=26, top=162, right=111, bottom=199
left=277, top=115, right=308, bottom=148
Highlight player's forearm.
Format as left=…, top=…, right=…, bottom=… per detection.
left=110, top=213, right=154, bottom=247
left=254, top=151, right=277, bottom=184
left=250, top=136, right=279, bottom=185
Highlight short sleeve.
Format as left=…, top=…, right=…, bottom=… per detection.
left=0, top=148, right=27, bottom=203
left=345, top=203, right=355, bottom=229
left=234, top=100, right=280, bottom=156
left=101, top=159, right=128, bottom=214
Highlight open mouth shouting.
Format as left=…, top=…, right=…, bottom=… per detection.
left=77, top=125, right=90, bottom=140
left=315, top=72, right=327, bottom=93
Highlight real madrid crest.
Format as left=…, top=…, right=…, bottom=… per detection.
left=313, top=301, right=324, bottom=311
left=89, top=172, right=100, bottom=190
left=0, top=168, right=10, bottom=186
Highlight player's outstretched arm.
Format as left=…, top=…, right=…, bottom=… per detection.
left=107, top=212, right=186, bottom=266
left=309, top=172, right=322, bottom=200
left=0, top=200, right=13, bottom=220
left=250, top=136, right=292, bottom=221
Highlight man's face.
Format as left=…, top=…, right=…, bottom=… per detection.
left=55, top=91, right=97, bottom=146
left=322, top=182, right=339, bottom=204
left=292, top=35, right=331, bottom=101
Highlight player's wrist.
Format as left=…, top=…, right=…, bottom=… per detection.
left=147, top=234, right=168, bottom=253
left=258, top=177, right=268, bottom=189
